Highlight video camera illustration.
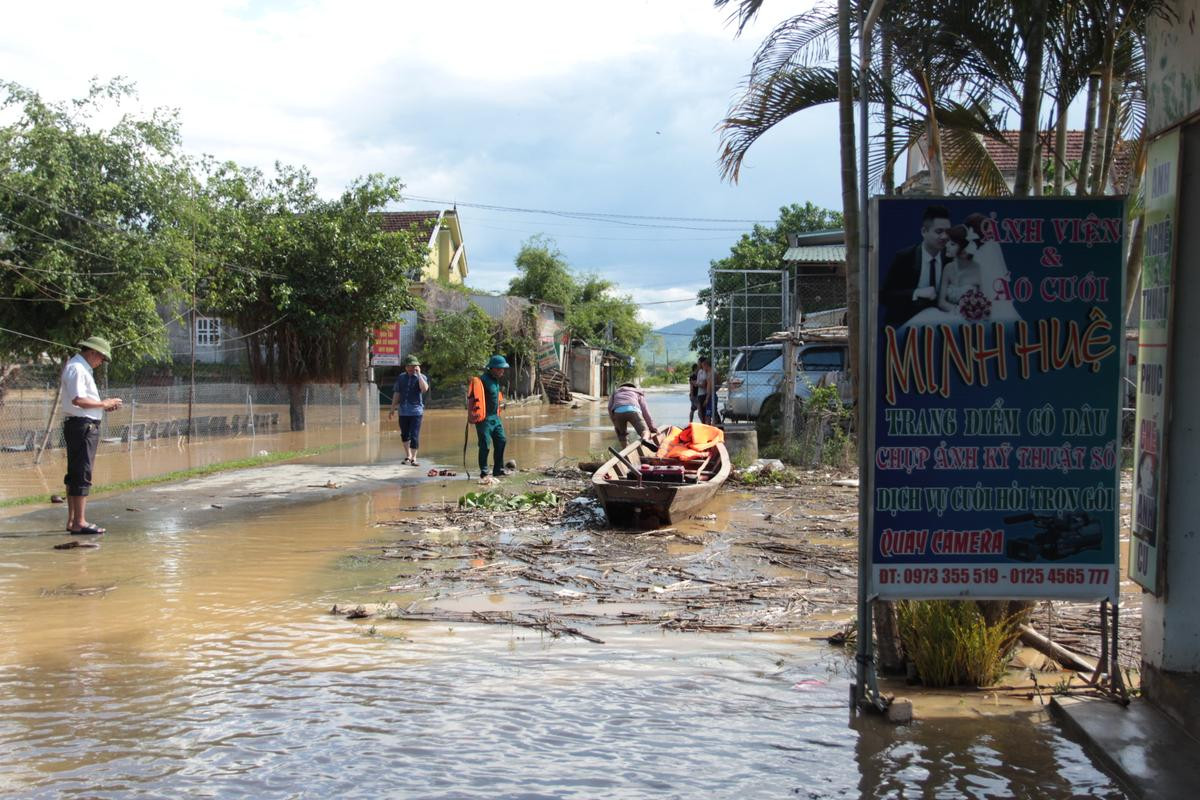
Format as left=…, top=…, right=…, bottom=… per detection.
left=1003, top=512, right=1103, bottom=562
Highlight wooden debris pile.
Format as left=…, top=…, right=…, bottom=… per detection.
left=538, top=368, right=572, bottom=404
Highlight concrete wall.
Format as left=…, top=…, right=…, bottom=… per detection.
left=163, top=307, right=246, bottom=365
left=1142, top=3, right=1200, bottom=736
left=570, top=346, right=601, bottom=396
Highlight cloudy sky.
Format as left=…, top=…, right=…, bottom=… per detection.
left=0, top=0, right=837, bottom=329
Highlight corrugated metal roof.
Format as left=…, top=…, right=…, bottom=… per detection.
left=783, top=244, right=846, bottom=263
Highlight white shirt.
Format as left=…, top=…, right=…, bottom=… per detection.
left=916, top=250, right=942, bottom=295
left=696, top=368, right=709, bottom=391
left=61, top=354, right=102, bottom=420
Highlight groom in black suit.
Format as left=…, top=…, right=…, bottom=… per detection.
left=881, top=205, right=952, bottom=328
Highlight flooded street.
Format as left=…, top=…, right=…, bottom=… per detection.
left=0, top=390, right=1128, bottom=798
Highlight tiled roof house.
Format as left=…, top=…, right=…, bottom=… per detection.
left=902, top=130, right=1135, bottom=195
left=377, top=209, right=469, bottom=284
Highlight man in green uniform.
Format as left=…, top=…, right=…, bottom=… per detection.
left=476, top=355, right=509, bottom=480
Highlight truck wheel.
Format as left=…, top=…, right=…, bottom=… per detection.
left=756, top=395, right=782, bottom=444
left=756, top=394, right=805, bottom=445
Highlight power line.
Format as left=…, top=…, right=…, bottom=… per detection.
left=404, top=194, right=770, bottom=232
left=468, top=220, right=736, bottom=243
left=0, top=183, right=286, bottom=280
left=0, top=325, right=71, bottom=350
left=0, top=211, right=128, bottom=268
left=633, top=275, right=790, bottom=306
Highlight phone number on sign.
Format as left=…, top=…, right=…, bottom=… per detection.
left=878, top=567, right=1112, bottom=585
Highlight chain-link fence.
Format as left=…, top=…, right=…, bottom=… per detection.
left=0, top=377, right=377, bottom=465
left=709, top=269, right=790, bottom=427
left=793, top=272, right=847, bottom=330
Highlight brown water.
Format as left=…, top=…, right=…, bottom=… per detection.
left=0, top=391, right=1128, bottom=798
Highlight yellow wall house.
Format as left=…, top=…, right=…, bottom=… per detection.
left=378, top=209, right=469, bottom=284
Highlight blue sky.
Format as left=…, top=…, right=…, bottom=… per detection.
left=0, top=0, right=838, bottom=328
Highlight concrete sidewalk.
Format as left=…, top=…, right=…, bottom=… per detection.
left=0, top=460, right=435, bottom=537
left=1052, top=696, right=1200, bottom=800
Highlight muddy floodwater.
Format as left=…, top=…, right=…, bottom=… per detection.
left=0, top=390, right=1128, bottom=798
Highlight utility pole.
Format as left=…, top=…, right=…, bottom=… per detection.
left=359, top=334, right=373, bottom=425
left=781, top=312, right=799, bottom=443
left=188, top=191, right=196, bottom=444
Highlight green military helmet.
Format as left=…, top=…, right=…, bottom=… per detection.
left=403, top=354, right=421, bottom=366
left=487, top=355, right=510, bottom=370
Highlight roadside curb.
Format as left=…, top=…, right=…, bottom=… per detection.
left=1050, top=695, right=1200, bottom=800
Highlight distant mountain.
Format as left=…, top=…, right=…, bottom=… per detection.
left=654, top=317, right=705, bottom=337
left=639, top=317, right=702, bottom=367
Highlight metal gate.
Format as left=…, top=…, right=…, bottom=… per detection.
left=709, top=269, right=790, bottom=422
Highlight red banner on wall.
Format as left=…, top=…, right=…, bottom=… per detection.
left=372, top=322, right=401, bottom=366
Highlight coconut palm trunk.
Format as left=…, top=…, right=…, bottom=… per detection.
left=1013, top=0, right=1048, bottom=196
left=1053, top=101, right=1068, bottom=195
left=882, top=30, right=896, bottom=195
left=917, top=69, right=946, bottom=194
left=1076, top=74, right=1099, bottom=195
left=837, top=0, right=861, bottom=398
left=1090, top=35, right=1117, bottom=194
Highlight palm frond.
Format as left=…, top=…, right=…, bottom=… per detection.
left=748, top=8, right=840, bottom=80
left=717, top=67, right=840, bottom=183
left=713, top=0, right=772, bottom=35
left=941, top=127, right=1012, bottom=196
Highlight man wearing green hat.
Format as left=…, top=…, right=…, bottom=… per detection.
left=388, top=354, right=429, bottom=466
left=468, top=355, right=509, bottom=483
left=61, top=336, right=122, bottom=535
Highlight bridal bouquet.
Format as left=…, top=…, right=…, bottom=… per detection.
left=957, top=288, right=992, bottom=321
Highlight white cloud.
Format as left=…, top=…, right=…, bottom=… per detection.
left=0, top=0, right=835, bottom=301
left=634, top=286, right=707, bottom=330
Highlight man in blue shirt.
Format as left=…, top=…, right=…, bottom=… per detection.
left=388, top=354, right=430, bottom=466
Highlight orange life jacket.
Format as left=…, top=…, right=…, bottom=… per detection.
left=466, top=376, right=503, bottom=424
left=656, top=422, right=723, bottom=460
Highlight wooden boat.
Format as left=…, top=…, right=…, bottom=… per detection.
left=591, top=434, right=730, bottom=528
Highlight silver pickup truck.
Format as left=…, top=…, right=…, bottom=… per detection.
left=719, top=334, right=850, bottom=440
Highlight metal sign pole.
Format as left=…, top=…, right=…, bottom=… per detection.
left=855, top=1, right=886, bottom=713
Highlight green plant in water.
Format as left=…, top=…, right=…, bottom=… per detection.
left=458, top=490, right=559, bottom=511
left=732, top=464, right=803, bottom=486
left=759, top=440, right=808, bottom=466
left=896, top=600, right=1019, bottom=687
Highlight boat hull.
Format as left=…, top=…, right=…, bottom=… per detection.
left=591, top=439, right=730, bottom=528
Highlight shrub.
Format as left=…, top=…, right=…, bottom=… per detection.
left=895, top=600, right=1019, bottom=687
left=418, top=303, right=494, bottom=388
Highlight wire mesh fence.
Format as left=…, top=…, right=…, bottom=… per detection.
left=0, top=378, right=377, bottom=465
left=709, top=269, right=790, bottom=427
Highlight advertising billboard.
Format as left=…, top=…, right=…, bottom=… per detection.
left=868, top=197, right=1126, bottom=601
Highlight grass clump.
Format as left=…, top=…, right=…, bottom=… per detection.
left=895, top=600, right=1020, bottom=687
left=731, top=464, right=804, bottom=486
left=458, top=490, right=559, bottom=511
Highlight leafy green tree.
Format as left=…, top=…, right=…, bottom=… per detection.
left=417, top=303, right=494, bottom=388
left=507, top=235, right=576, bottom=308
left=507, top=237, right=650, bottom=378
left=0, top=79, right=192, bottom=454
left=692, top=202, right=841, bottom=360
left=567, top=275, right=651, bottom=379
left=0, top=79, right=191, bottom=365
left=197, top=163, right=424, bottom=429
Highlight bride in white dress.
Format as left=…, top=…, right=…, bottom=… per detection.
left=964, top=212, right=1022, bottom=323
left=904, top=225, right=983, bottom=327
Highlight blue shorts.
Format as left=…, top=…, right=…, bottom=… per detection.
left=398, top=414, right=423, bottom=449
